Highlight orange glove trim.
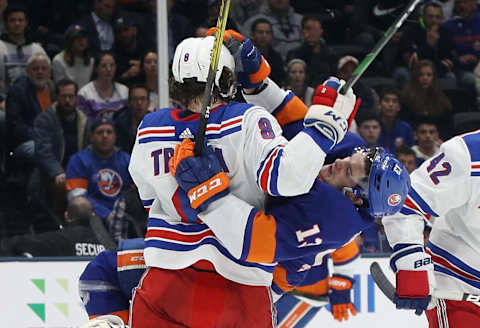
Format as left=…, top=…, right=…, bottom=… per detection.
left=169, top=138, right=195, bottom=177
left=332, top=303, right=357, bottom=322
left=206, top=28, right=245, bottom=42
left=249, top=57, right=271, bottom=84
left=187, top=172, right=230, bottom=209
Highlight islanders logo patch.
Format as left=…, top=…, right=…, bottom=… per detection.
left=387, top=194, right=402, bottom=207
left=97, top=169, right=123, bottom=197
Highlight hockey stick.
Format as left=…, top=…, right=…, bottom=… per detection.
left=194, top=0, right=231, bottom=156
left=370, top=261, right=480, bottom=304
left=340, top=0, right=422, bottom=95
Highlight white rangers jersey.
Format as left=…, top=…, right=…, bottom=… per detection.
left=383, top=129, right=480, bottom=296
left=129, top=84, right=328, bottom=286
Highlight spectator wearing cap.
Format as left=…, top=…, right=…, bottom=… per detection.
left=77, top=51, right=128, bottom=119
left=283, top=58, right=314, bottom=106
left=286, top=14, right=338, bottom=87
left=336, top=55, right=376, bottom=117
left=113, top=84, right=150, bottom=153
left=6, top=52, right=54, bottom=162
left=32, top=79, right=89, bottom=219
left=112, top=13, right=146, bottom=86
left=66, top=116, right=133, bottom=221
left=76, top=0, right=116, bottom=53
left=0, top=5, right=47, bottom=101
left=52, top=24, right=94, bottom=89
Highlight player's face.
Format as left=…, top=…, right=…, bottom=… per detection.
left=320, top=152, right=368, bottom=189
left=90, top=124, right=116, bottom=155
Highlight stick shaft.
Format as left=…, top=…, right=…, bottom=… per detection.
left=194, top=0, right=231, bottom=156
left=340, top=0, right=422, bottom=94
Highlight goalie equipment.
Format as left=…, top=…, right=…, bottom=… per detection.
left=172, top=36, right=236, bottom=97
left=80, top=315, right=125, bottom=328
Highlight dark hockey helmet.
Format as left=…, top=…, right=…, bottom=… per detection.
left=352, top=147, right=411, bottom=218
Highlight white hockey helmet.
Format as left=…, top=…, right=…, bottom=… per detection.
left=172, top=36, right=235, bottom=97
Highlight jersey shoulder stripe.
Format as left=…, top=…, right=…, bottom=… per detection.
left=461, top=130, right=480, bottom=175
left=402, top=186, right=439, bottom=219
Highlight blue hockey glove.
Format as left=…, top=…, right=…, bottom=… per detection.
left=206, top=28, right=271, bottom=89
left=328, top=274, right=357, bottom=322
left=390, top=244, right=435, bottom=315
left=169, top=139, right=230, bottom=211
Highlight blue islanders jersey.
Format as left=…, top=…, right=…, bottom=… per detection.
left=79, top=238, right=146, bottom=323
left=66, top=148, right=133, bottom=219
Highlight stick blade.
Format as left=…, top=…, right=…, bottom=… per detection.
left=370, top=261, right=396, bottom=302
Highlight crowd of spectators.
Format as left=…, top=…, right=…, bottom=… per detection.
left=1, top=0, right=480, bottom=257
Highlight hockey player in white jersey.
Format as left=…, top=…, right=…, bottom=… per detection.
left=382, top=129, right=480, bottom=327
left=128, top=32, right=360, bottom=327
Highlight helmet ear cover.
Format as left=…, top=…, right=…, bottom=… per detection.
left=351, top=147, right=411, bottom=218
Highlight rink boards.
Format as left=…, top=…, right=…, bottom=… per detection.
left=0, top=255, right=427, bottom=327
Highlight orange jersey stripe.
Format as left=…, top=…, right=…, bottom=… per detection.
left=274, top=95, right=308, bottom=127
left=273, top=265, right=294, bottom=292
left=294, top=278, right=329, bottom=296
left=246, top=211, right=277, bottom=263
left=65, top=178, right=88, bottom=190
left=331, top=240, right=359, bottom=264
left=90, top=309, right=129, bottom=324
left=278, top=301, right=311, bottom=328
left=117, top=251, right=145, bottom=270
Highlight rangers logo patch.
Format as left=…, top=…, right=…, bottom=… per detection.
left=388, top=194, right=402, bottom=206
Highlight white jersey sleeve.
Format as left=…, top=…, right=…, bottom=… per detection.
left=242, top=106, right=327, bottom=196
left=382, top=136, right=472, bottom=246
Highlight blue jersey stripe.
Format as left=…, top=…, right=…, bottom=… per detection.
left=462, top=131, right=480, bottom=162
left=147, top=217, right=209, bottom=233
left=428, top=242, right=480, bottom=279
left=241, top=208, right=258, bottom=261
left=271, top=91, right=294, bottom=117
left=269, top=149, right=283, bottom=196
left=434, top=265, right=480, bottom=289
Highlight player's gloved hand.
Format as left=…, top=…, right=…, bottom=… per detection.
left=80, top=315, right=125, bottom=328
left=207, top=28, right=271, bottom=89
left=328, top=274, right=357, bottom=322
left=169, top=139, right=230, bottom=211
left=304, top=77, right=359, bottom=151
left=390, top=244, right=435, bottom=315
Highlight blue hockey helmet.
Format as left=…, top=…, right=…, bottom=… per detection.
left=353, top=147, right=411, bottom=218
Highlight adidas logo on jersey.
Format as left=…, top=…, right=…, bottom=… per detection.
left=179, top=128, right=195, bottom=139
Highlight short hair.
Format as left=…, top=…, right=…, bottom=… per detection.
left=301, top=14, right=322, bottom=29
left=27, top=52, right=51, bottom=68
left=394, top=145, right=416, bottom=158
left=251, top=17, right=272, bottom=33
left=413, top=117, right=438, bottom=131
left=66, top=197, right=92, bottom=226
left=356, top=112, right=381, bottom=127
left=3, top=5, right=28, bottom=22
left=128, top=83, right=150, bottom=98
left=56, top=78, right=78, bottom=94
left=422, top=1, right=443, bottom=15
left=286, top=58, right=307, bottom=71
left=379, top=86, right=400, bottom=100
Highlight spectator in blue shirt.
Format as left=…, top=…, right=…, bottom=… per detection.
left=376, top=86, right=414, bottom=153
